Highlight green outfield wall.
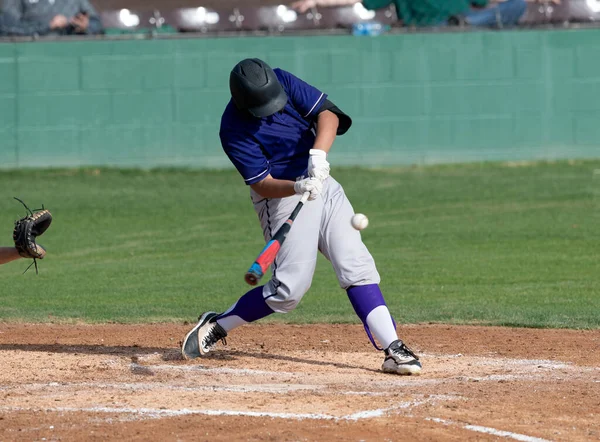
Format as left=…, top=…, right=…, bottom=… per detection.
left=0, top=28, right=599, bottom=169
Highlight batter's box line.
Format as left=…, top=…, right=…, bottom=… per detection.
left=419, top=353, right=577, bottom=370
left=0, top=406, right=389, bottom=422
left=0, top=397, right=447, bottom=423
left=425, top=417, right=552, bottom=442
left=6, top=380, right=330, bottom=395
left=4, top=380, right=453, bottom=399
left=131, top=362, right=296, bottom=377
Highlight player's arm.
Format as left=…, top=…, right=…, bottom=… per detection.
left=222, top=129, right=320, bottom=200
left=0, top=247, right=21, bottom=265
left=312, top=110, right=339, bottom=155
left=250, top=175, right=296, bottom=199
left=276, top=68, right=352, bottom=138
left=251, top=175, right=323, bottom=200
left=308, top=100, right=352, bottom=181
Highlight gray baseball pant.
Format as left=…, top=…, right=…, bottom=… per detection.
left=251, top=176, right=380, bottom=313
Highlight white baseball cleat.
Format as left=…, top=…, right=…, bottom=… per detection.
left=381, top=339, right=422, bottom=375
left=181, top=311, right=228, bottom=360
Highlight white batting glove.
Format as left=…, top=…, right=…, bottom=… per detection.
left=294, top=177, right=323, bottom=201
left=307, top=149, right=330, bottom=182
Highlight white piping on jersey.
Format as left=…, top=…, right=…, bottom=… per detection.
left=244, top=168, right=269, bottom=182
left=303, top=93, right=325, bottom=118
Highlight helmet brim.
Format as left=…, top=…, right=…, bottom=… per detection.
left=247, top=91, right=288, bottom=118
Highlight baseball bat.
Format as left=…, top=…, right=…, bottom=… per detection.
left=244, top=192, right=310, bottom=286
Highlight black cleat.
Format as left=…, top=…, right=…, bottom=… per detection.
left=382, top=339, right=422, bottom=375
left=181, top=312, right=228, bottom=360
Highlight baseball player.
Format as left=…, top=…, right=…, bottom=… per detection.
left=182, top=58, right=421, bottom=375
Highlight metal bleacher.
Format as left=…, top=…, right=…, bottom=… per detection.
left=95, top=1, right=600, bottom=36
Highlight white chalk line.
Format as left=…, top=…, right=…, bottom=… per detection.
left=133, top=355, right=598, bottom=380
left=132, top=361, right=595, bottom=384
left=0, top=380, right=401, bottom=397
left=0, top=400, right=431, bottom=422
left=2, top=365, right=575, bottom=399
left=0, top=406, right=340, bottom=421
left=135, top=362, right=452, bottom=387
left=2, top=381, right=388, bottom=396
left=1, top=378, right=463, bottom=405
left=0, top=370, right=586, bottom=397
left=427, top=417, right=552, bottom=442
left=126, top=367, right=529, bottom=395
left=368, top=370, right=588, bottom=389
left=151, top=364, right=295, bottom=376
left=137, top=352, right=592, bottom=377
left=418, top=354, right=584, bottom=371
left=1, top=353, right=592, bottom=433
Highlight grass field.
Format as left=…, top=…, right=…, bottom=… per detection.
left=0, top=160, right=598, bottom=328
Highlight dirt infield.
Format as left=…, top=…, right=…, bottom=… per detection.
left=0, top=323, right=598, bottom=441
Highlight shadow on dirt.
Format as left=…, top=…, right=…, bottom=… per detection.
left=0, top=343, right=179, bottom=358
left=0, top=344, right=380, bottom=372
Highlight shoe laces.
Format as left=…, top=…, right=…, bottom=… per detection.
left=201, top=323, right=227, bottom=349
left=388, top=340, right=419, bottom=361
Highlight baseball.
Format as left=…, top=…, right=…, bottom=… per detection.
left=351, top=213, right=369, bottom=230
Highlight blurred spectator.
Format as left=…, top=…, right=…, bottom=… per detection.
left=292, top=0, right=528, bottom=28
left=0, top=0, right=103, bottom=36
left=462, top=0, right=527, bottom=27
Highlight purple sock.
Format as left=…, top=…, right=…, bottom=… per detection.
left=347, top=284, right=387, bottom=322
left=217, top=286, right=274, bottom=323
left=347, top=284, right=395, bottom=350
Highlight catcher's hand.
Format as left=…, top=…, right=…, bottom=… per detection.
left=13, top=208, right=52, bottom=259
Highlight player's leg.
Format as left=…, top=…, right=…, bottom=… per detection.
left=223, top=190, right=323, bottom=318
left=182, top=191, right=323, bottom=359
left=318, top=177, right=421, bottom=375
left=317, top=177, right=391, bottom=345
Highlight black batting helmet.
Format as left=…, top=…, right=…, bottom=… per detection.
left=229, top=58, right=287, bottom=118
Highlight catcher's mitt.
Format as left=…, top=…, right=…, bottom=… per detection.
left=13, top=198, right=52, bottom=260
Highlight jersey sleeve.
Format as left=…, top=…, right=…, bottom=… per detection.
left=318, top=99, right=353, bottom=135
left=275, top=69, right=327, bottom=120
left=220, top=131, right=271, bottom=185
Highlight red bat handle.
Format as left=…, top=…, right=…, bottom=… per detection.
left=244, top=192, right=309, bottom=285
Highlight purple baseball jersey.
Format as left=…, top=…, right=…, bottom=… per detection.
left=219, top=68, right=327, bottom=185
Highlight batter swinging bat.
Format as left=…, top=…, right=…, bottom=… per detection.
left=244, top=192, right=310, bottom=286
